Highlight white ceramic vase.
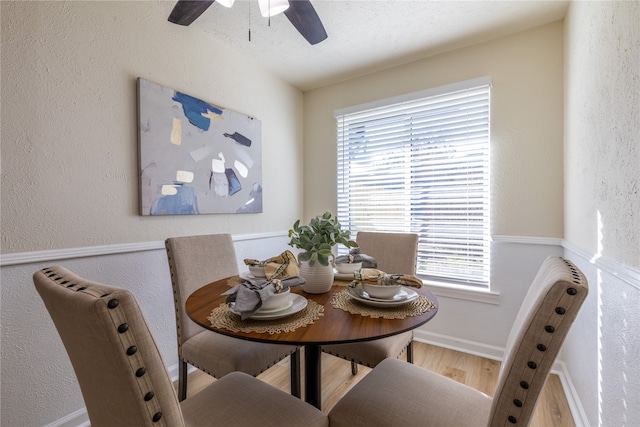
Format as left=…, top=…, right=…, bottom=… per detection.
left=299, top=258, right=334, bottom=294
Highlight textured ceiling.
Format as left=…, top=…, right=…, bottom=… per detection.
left=158, top=0, right=568, bottom=91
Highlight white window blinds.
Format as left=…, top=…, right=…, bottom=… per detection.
left=336, top=77, right=491, bottom=287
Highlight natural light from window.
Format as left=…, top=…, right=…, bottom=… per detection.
left=335, top=77, right=491, bottom=289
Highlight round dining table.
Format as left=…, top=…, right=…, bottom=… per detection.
left=185, top=276, right=439, bottom=410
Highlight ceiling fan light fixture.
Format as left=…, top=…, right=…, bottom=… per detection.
left=258, top=0, right=289, bottom=17
left=217, top=0, right=235, bottom=7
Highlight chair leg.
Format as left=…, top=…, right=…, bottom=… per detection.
left=351, top=361, right=358, bottom=375
left=178, top=358, right=188, bottom=402
left=406, top=341, right=414, bottom=364
left=290, top=348, right=301, bottom=398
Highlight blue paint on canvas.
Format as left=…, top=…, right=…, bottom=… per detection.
left=223, top=132, right=252, bottom=147
left=173, top=92, right=223, bottom=131
left=150, top=185, right=198, bottom=215
left=236, top=183, right=263, bottom=213
left=225, top=168, right=242, bottom=196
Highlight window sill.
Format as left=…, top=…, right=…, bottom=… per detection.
left=422, top=280, right=500, bottom=305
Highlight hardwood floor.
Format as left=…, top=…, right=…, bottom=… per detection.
left=179, top=342, right=575, bottom=426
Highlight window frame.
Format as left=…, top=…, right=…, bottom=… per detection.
left=335, top=76, right=492, bottom=289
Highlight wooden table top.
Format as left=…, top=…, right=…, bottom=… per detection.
left=186, top=276, right=439, bottom=346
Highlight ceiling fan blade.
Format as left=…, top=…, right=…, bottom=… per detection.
left=168, top=0, right=215, bottom=26
left=283, top=0, right=327, bottom=45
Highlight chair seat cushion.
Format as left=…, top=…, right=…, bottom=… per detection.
left=322, top=331, right=412, bottom=367
left=329, top=358, right=491, bottom=427
left=182, top=331, right=297, bottom=378
left=181, top=371, right=328, bottom=427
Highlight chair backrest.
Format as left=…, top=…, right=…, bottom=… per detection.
left=165, top=234, right=239, bottom=346
left=356, top=231, right=419, bottom=275
left=488, top=256, right=588, bottom=427
left=33, top=266, right=184, bottom=427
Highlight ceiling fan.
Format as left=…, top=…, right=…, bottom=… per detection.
left=168, top=0, right=328, bottom=45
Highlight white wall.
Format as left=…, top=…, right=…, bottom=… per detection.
left=0, top=1, right=304, bottom=254
left=562, top=1, right=640, bottom=426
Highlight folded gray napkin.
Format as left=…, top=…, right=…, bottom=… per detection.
left=335, top=248, right=378, bottom=268
left=222, top=276, right=305, bottom=320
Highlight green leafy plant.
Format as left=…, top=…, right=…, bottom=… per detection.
left=288, top=211, right=358, bottom=267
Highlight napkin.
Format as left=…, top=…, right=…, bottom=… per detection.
left=353, top=268, right=423, bottom=288
left=222, top=276, right=305, bottom=320
left=244, top=250, right=300, bottom=279
left=335, top=248, right=378, bottom=268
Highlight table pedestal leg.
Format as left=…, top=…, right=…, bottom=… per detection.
left=304, top=344, right=322, bottom=410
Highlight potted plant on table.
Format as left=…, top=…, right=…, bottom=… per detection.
left=288, top=211, right=358, bottom=293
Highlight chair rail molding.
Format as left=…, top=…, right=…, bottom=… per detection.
left=0, top=231, right=288, bottom=267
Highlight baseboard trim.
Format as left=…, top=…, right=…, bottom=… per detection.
left=554, top=360, right=590, bottom=427
left=43, top=408, right=89, bottom=427
left=414, top=329, right=505, bottom=361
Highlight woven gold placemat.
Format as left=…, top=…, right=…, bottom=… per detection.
left=207, top=300, right=324, bottom=334
left=330, top=290, right=436, bottom=319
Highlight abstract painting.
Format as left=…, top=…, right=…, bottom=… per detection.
left=137, top=78, right=262, bottom=215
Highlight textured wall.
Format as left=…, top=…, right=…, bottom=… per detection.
left=303, top=21, right=565, bottom=238
left=1, top=1, right=304, bottom=254
left=564, top=0, right=640, bottom=269
left=563, top=1, right=640, bottom=426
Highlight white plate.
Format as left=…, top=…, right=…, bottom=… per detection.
left=347, top=284, right=418, bottom=307
left=256, top=299, right=293, bottom=314
left=361, top=288, right=410, bottom=302
left=229, top=294, right=308, bottom=320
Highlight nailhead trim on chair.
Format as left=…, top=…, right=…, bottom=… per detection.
left=41, top=267, right=165, bottom=425
left=502, top=257, right=586, bottom=425
left=105, top=295, right=162, bottom=423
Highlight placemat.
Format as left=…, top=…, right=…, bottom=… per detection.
left=333, top=279, right=354, bottom=287
left=207, top=299, right=324, bottom=334
left=330, top=290, right=436, bottom=319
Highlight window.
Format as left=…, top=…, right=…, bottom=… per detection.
left=335, top=77, right=491, bottom=288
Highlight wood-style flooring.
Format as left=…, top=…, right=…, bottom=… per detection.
left=179, top=342, right=575, bottom=427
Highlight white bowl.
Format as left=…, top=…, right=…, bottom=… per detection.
left=248, top=265, right=267, bottom=278
left=261, top=287, right=291, bottom=311
left=335, top=262, right=362, bottom=274
left=362, top=282, right=402, bottom=300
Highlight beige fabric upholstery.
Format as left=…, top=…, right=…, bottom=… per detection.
left=329, top=256, right=588, bottom=427
left=33, top=266, right=327, bottom=427
left=330, top=358, right=491, bottom=427
left=323, top=232, right=419, bottom=370
left=353, top=231, right=420, bottom=274
left=165, top=234, right=300, bottom=399
left=322, top=333, right=413, bottom=369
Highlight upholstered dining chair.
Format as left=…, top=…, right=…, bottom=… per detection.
left=328, top=256, right=588, bottom=427
left=165, top=234, right=301, bottom=401
left=33, top=266, right=327, bottom=427
left=323, top=231, right=419, bottom=374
